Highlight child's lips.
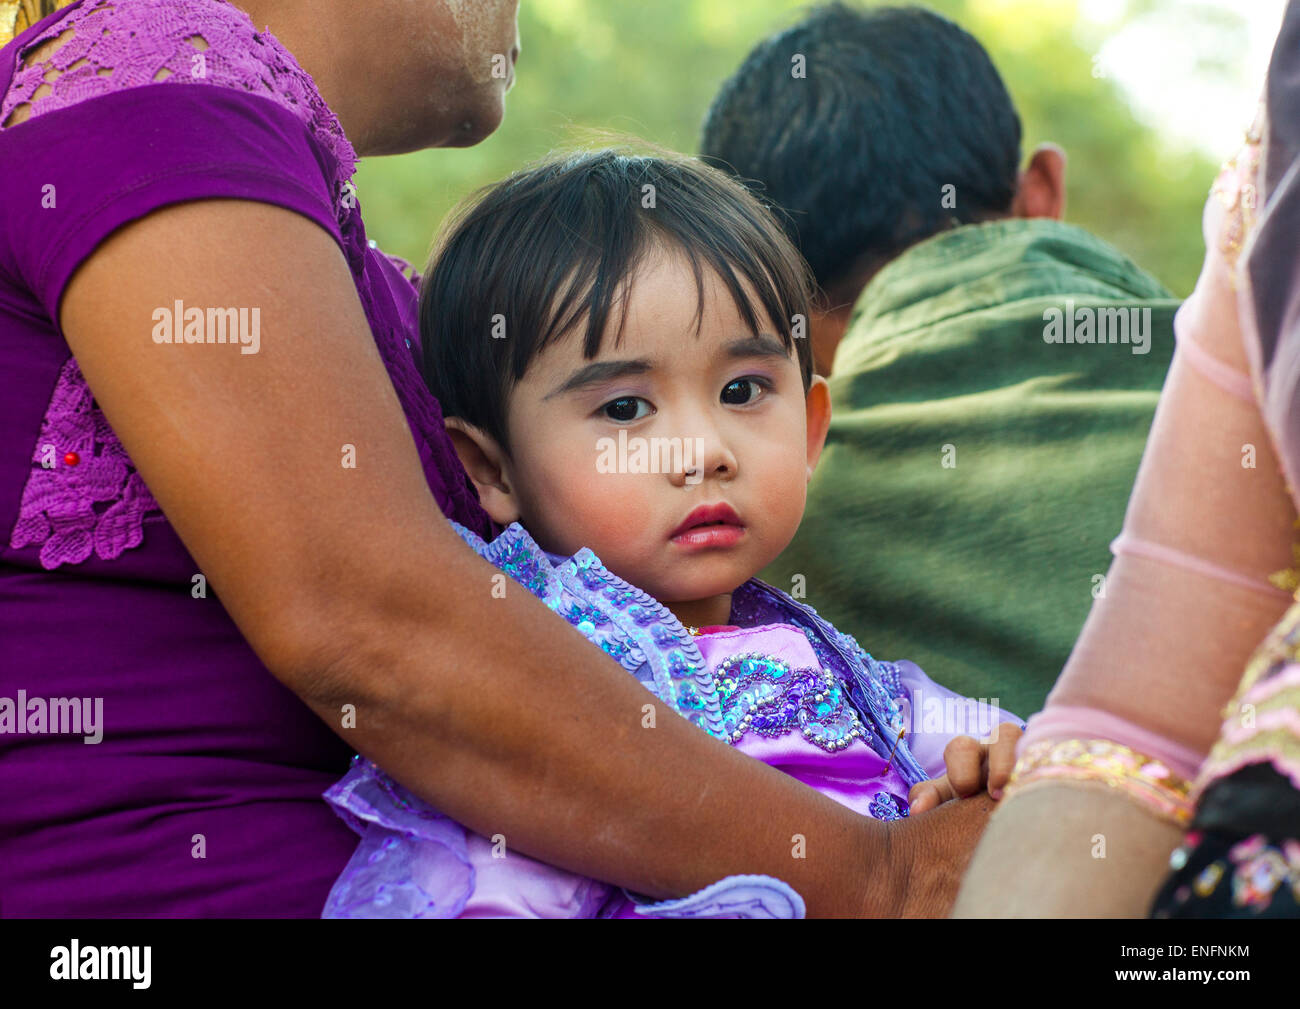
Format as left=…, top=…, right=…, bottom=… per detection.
left=669, top=503, right=746, bottom=549
left=670, top=524, right=746, bottom=550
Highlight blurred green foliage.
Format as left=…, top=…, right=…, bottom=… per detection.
left=355, top=0, right=1239, bottom=297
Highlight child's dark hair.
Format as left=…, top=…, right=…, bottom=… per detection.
left=419, top=147, right=817, bottom=454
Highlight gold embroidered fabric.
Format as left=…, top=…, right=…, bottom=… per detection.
left=1268, top=519, right=1300, bottom=594
left=1003, top=738, right=1194, bottom=826
left=1211, top=107, right=1264, bottom=273
left=1195, top=598, right=1300, bottom=797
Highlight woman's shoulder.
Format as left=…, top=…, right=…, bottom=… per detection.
left=2, top=0, right=351, bottom=170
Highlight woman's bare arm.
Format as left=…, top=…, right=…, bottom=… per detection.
left=953, top=784, right=1183, bottom=917
left=58, top=199, right=988, bottom=915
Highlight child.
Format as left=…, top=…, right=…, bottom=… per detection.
left=322, top=149, right=1022, bottom=918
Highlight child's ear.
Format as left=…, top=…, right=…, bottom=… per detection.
left=444, top=417, right=522, bottom=526
left=804, top=375, right=832, bottom=479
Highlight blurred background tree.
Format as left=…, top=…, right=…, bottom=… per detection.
left=356, top=0, right=1267, bottom=297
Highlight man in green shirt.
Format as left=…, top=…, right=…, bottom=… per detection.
left=700, top=3, right=1178, bottom=719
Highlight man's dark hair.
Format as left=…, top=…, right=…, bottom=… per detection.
left=700, top=3, right=1022, bottom=294
left=420, top=148, right=816, bottom=454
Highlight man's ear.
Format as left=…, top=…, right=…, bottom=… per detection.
left=1011, top=143, right=1067, bottom=221
left=809, top=306, right=853, bottom=377
left=804, top=375, right=832, bottom=478
left=444, top=417, right=522, bottom=526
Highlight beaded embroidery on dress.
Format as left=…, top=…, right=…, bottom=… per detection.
left=453, top=520, right=925, bottom=774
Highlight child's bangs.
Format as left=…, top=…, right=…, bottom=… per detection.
left=533, top=170, right=815, bottom=382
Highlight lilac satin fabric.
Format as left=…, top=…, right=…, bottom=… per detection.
left=0, top=3, right=491, bottom=915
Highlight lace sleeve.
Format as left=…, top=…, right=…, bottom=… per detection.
left=3, top=0, right=346, bottom=165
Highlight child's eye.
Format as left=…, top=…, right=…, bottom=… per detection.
left=601, top=396, right=653, bottom=422
left=720, top=378, right=768, bottom=406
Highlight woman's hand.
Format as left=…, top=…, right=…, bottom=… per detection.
left=887, top=791, right=998, bottom=917
left=907, top=723, right=1023, bottom=814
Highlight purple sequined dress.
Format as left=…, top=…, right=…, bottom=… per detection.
left=0, top=0, right=493, bottom=915
left=323, top=522, right=1022, bottom=918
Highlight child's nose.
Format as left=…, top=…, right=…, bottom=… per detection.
left=673, top=430, right=738, bottom=488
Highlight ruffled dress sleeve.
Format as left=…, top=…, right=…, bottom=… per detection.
left=889, top=659, right=1024, bottom=780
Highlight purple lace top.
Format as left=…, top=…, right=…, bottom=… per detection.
left=322, top=522, right=1022, bottom=918
left=0, top=0, right=491, bottom=915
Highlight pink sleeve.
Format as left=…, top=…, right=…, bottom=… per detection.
left=1022, top=141, right=1298, bottom=779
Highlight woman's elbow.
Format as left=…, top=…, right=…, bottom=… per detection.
left=247, top=595, right=413, bottom=716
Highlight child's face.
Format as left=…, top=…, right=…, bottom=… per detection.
left=464, top=247, right=830, bottom=607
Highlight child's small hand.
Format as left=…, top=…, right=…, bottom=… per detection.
left=906, top=722, right=1023, bottom=814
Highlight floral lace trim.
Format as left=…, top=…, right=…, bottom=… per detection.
left=8, top=357, right=160, bottom=569
left=2, top=0, right=356, bottom=200
left=1003, top=738, right=1195, bottom=826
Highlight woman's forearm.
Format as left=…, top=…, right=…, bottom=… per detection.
left=285, top=520, right=898, bottom=916
left=952, top=783, right=1184, bottom=917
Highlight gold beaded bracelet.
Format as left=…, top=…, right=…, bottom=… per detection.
left=1002, top=738, right=1195, bottom=826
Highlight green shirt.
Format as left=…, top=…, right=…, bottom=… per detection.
left=762, top=218, right=1179, bottom=718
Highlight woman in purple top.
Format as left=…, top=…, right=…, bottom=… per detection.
left=0, top=0, right=991, bottom=917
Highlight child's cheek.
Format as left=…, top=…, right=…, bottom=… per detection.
left=552, top=462, right=658, bottom=558
left=751, top=443, right=808, bottom=541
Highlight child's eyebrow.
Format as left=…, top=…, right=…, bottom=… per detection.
left=726, top=334, right=792, bottom=362
left=544, top=335, right=791, bottom=400
left=544, top=359, right=654, bottom=399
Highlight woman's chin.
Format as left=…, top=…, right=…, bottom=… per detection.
left=358, top=98, right=505, bottom=156
left=439, top=95, right=507, bottom=149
